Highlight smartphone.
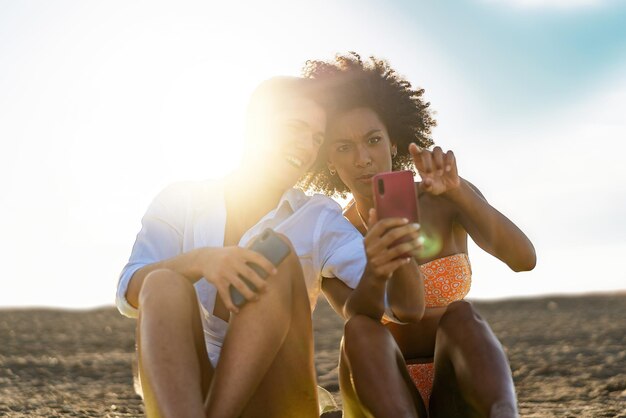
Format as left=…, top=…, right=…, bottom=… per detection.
left=372, top=170, right=419, bottom=245
left=229, top=228, right=291, bottom=307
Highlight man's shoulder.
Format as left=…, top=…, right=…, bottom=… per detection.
left=291, top=190, right=342, bottom=213
left=158, top=179, right=221, bottom=200
left=151, top=179, right=223, bottom=215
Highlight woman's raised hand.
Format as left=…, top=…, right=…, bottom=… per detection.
left=196, top=247, right=277, bottom=313
left=409, top=143, right=460, bottom=195
left=364, top=208, right=422, bottom=280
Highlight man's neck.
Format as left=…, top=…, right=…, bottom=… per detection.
left=224, top=171, right=288, bottom=229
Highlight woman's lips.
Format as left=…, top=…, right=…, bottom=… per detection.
left=356, top=173, right=375, bottom=182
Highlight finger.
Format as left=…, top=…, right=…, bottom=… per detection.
left=367, top=262, right=392, bottom=280
left=218, top=284, right=240, bottom=314
left=365, top=221, right=411, bottom=255
left=367, top=208, right=378, bottom=228
left=416, top=235, right=425, bottom=250
left=237, top=263, right=268, bottom=293
left=419, top=148, right=433, bottom=174
left=230, top=273, right=259, bottom=303
left=366, top=241, right=392, bottom=261
left=379, top=223, right=421, bottom=248
left=409, top=143, right=425, bottom=172
left=408, top=142, right=425, bottom=167
left=371, top=217, right=410, bottom=233
left=368, top=251, right=395, bottom=269
left=445, top=150, right=458, bottom=175
left=241, top=250, right=277, bottom=277
left=369, top=231, right=419, bottom=266
left=387, top=238, right=423, bottom=260
left=376, top=257, right=412, bottom=277
left=432, top=146, right=445, bottom=176
left=364, top=217, right=409, bottom=245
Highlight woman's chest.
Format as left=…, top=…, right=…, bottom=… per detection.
left=416, top=195, right=467, bottom=262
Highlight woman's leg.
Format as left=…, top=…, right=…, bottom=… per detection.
left=205, top=240, right=319, bottom=418
left=137, top=268, right=213, bottom=418
left=340, top=315, right=427, bottom=418
left=429, top=301, right=517, bottom=418
left=338, top=337, right=366, bottom=418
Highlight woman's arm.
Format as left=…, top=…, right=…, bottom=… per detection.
left=410, top=143, right=536, bottom=272
left=321, top=276, right=353, bottom=320
left=446, top=179, right=536, bottom=271
left=385, top=261, right=425, bottom=322
left=344, top=214, right=425, bottom=322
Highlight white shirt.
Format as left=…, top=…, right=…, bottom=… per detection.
left=116, top=179, right=365, bottom=365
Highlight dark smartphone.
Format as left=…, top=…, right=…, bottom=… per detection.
left=229, top=228, right=291, bottom=307
left=372, top=170, right=419, bottom=246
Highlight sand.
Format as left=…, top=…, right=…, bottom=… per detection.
left=1, top=294, right=625, bottom=417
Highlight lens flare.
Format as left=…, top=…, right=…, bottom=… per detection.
left=418, top=228, right=443, bottom=259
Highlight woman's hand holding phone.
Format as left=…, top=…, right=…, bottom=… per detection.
left=364, top=208, right=422, bottom=280
left=368, top=169, right=423, bottom=279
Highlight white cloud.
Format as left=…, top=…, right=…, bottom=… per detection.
left=483, top=0, right=604, bottom=9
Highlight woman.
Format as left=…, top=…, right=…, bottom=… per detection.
left=300, top=54, right=536, bottom=418
left=115, top=76, right=423, bottom=417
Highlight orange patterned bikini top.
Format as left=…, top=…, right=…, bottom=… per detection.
left=420, top=253, right=472, bottom=308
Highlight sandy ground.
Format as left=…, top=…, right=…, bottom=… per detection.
left=1, top=294, right=625, bottom=417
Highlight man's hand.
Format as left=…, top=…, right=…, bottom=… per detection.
left=196, top=247, right=277, bottom=313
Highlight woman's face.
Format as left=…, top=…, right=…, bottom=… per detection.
left=326, top=107, right=396, bottom=199
left=250, top=97, right=326, bottom=189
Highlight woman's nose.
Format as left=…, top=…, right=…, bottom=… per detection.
left=355, top=145, right=372, bottom=167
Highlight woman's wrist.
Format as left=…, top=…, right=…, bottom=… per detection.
left=441, top=179, right=474, bottom=207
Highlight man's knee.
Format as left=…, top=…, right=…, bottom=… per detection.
left=270, top=233, right=305, bottom=289
left=139, top=269, right=194, bottom=309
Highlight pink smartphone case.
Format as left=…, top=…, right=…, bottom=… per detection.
left=372, top=170, right=419, bottom=223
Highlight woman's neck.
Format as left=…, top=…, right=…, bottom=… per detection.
left=351, top=192, right=374, bottom=231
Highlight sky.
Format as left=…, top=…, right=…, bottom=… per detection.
left=1, top=0, right=625, bottom=308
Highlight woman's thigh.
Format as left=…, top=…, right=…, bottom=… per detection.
left=429, top=301, right=512, bottom=418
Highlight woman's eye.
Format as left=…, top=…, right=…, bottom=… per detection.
left=336, top=144, right=350, bottom=153
left=368, top=136, right=381, bottom=145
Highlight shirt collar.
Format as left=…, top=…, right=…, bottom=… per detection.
left=236, top=187, right=307, bottom=247
left=277, top=187, right=307, bottom=212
